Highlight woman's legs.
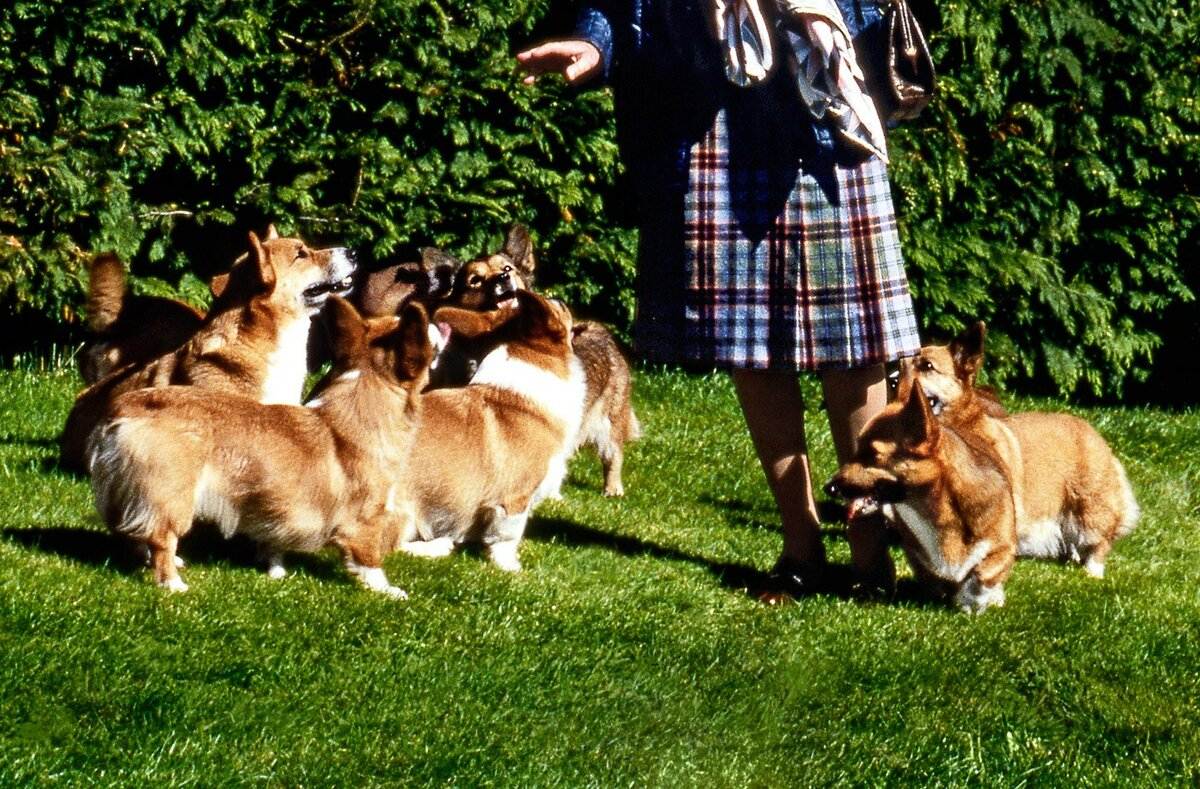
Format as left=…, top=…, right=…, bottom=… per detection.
left=733, top=364, right=894, bottom=595
left=821, top=364, right=894, bottom=589
left=731, top=369, right=825, bottom=568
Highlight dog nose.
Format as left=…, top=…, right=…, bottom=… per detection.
left=497, top=270, right=510, bottom=284
left=823, top=479, right=841, bottom=499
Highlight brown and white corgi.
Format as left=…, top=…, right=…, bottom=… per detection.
left=60, top=227, right=355, bottom=471
left=79, top=252, right=206, bottom=385
left=88, top=297, right=434, bottom=595
left=355, top=223, right=536, bottom=320
left=903, top=322, right=1139, bottom=578
left=828, top=382, right=1019, bottom=613
left=397, top=290, right=586, bottom=572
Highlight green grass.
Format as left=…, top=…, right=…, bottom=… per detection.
left=1, top=362, right=1198, bottom=786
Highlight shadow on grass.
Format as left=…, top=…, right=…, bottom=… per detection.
left=2, top=525, right=342, bottom=582
left=697, top=494, right=850, bottom=539
left=528, top=515, right=942, bottom=609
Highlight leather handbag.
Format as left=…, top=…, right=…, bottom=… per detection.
left=882, top=0, right=935, bottom=121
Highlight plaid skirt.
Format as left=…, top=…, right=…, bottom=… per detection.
left=634, top=105, right=921, bottom=372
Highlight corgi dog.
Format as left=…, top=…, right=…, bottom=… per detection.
left=828, top=382, right=1018, bottom=613
left=355, top=223, right=536, bottom=319
left=79, top=253, right=205, bottom=385
left=564, top=320, right=641, bottom=497
left=398, top=290, right=585, bottom=572
left=60, top=227, right=355, bottom=471
left=88, top=297, right=435, bottom=595
left=903, top=322, right=1139, bottom=578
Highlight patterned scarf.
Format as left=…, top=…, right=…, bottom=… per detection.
left=712, top=0, right=889, bottom=163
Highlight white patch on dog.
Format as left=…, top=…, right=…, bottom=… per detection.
left=160, top=576, right=189, bottom=593
left=1084, top=557, right=1106, bottom=579
left=955, top=577, right=1005, bottom=613
left=1017, top=517, right=1066, bottom=559
left=893, top=502, right=992, bottom=584
left=261, top=316, right=312, bottom=405
left=471, top=347, right=586, bottom=436
left=487, top=539, right=522, bottom=572
left=346, top=560, right=407, bottom=599
left=399, top=537, right=456, bottom=558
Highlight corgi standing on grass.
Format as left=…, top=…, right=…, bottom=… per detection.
left=88, top=298, right=437, bottom=596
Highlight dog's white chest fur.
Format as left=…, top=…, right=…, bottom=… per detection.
left=260, top=316, right=311, bottom=405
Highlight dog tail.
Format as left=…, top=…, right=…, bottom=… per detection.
left=86, top=253, right=128, bottom=334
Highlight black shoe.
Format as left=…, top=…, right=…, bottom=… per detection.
left=755, top=555, right=828, bottom=605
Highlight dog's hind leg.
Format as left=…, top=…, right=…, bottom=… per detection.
left=148, top=523, right=187, bottom=592
left=484, top=504, right=530, bottom=572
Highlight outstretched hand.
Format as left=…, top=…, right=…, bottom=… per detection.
left=515, top=40, right=602, bottom=85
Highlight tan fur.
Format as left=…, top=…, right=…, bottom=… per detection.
left=80, top=252, right=205, bottom=384
left=830, top=383, right=1018, bottom=613
left=399, top=290, right=585, bottom=572
left=905, top=322, right=1139, bottom=577
left=570, top=321, right=640, bottom=496
left=88, top=298, right=433, bottom=594
left=61, top=228, right=355, bottom=472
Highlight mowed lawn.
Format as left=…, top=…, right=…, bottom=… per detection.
left=0, top=361, right=1198, bottom=786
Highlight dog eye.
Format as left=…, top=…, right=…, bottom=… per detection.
left=295, top=248, right=309, bottom=261
left=503, top=265, right=513, bottom=273
left=916, top=358, right=934, bottom=372
left=468, top=275, right=483, bottom=287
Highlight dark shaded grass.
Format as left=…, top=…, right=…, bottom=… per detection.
left=0, top=365, right=1197, bottom=786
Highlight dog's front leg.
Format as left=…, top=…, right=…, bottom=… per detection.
left=336, top=527, right=408, bottom=600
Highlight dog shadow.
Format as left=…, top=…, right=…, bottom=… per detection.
left=2, top=525, right=342, bottom=583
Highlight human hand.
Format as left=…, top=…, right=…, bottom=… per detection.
left=515, top=40, right=602, bottom=85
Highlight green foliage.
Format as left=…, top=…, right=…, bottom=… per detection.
left=0, top=0, right=1195, bottom=396
left=0, top=0, right=633, bottom=333
left=890, top=0, right=1199, bottom=395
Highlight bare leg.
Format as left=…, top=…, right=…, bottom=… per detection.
left=731, top=370, right=825, bottom=568
left=822, top=364, right=894, bottom=590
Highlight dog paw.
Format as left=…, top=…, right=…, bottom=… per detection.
left=1084, top=558, right=1106, bottom=579
left=159, top=576, right=189, bottom=593
left=602, top=483, right=625, bottom=497
left=381, top=585, right=409, bottom=600
left=488, top=542, right=523, bottom=573
left=174, top=555, right=186, bottom=569
left=399, top=537, right=455, bottom=558
left=266, top=563, right=288, bottom=580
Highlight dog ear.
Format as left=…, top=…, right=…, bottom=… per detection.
left=419, top=247, right=462, bottom=299
left=899, top=381, right=939, bottom=448
left=504, top=224, right=536, bottom=280
left=247, top=231, right=277, bottom=293
left=950, top=321, right=986, bottom=383
left=326, top=295, right=368, bottom=366
left=393, top=301, right=433, bottom=381
left=209, top=272, right=229, bottom=299
left=264, top=223, right=280, bottom=241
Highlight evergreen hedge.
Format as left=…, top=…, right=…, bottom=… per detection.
left=1, top=0, right=1196, bottom=397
